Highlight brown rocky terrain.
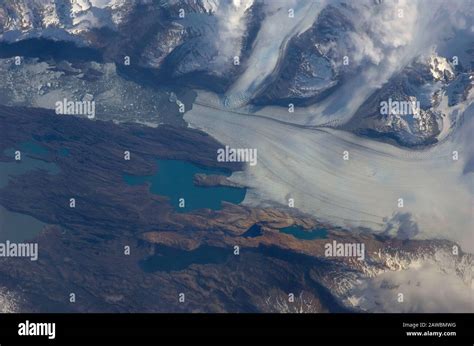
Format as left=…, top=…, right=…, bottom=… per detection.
left=0, top=105, right=467, bottom=313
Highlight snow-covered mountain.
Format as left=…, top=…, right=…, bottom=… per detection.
left=332, top=244, right=473, bottom=313
left=2, top=1, right=472, bottom=125
left=345, top=53, right=472, bottom=146
left=0, top=0, right=261, bottom=90
left=0, top=0, right=130, bottom=36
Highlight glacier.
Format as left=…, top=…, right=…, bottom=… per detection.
left=184, top=0, right=474, bottom=252
left=185, top=90, right=474, bottom=252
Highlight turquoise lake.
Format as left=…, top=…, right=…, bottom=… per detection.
left=123, top=159, right=246, bottom=212
left=279, top=225, right=328, bottom=240
left=0, top=141, right=57, bottom=241
left=1, top=142, right=60, bottom=189
left=0, top=205, right=47, bottom=242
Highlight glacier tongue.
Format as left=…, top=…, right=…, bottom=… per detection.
left=224, top=0, right=326, bottom=108
left=185, top=91, right=474, bottom=252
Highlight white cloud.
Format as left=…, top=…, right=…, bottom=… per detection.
left=346, top=256, right=473, bottom=313
left=312, top=0, right=473, bottom=122
left=209, top=0, right=254, bottom=72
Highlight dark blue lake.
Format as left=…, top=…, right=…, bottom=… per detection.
left=241, top=224, right=263, bottom=238
left=0, top=38, right=103, bottom=63
left=139, top=245, right=230, bottom=273
left=123, top=159, right=246, bottom=212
